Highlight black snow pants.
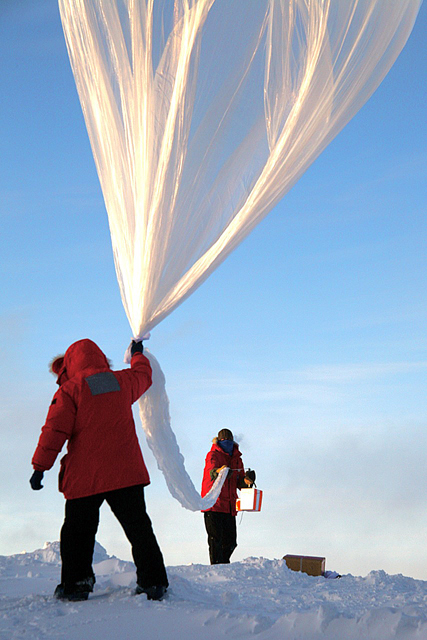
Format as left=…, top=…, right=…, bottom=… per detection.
left=204, top=511, right=237, bottom=564
left=60, top=484, right=168, bottom=590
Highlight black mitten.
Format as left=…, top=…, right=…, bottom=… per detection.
left=30, top=470, right=44, bottom=490
left=245, top=469, right=256, bottom=485
left=130, top=340, right=144, bottom=356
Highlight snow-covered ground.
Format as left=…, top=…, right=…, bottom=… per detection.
left=1, top=542, right=427, bottom=639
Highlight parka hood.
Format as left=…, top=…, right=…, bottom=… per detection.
left=63, top=339, right=110, bottom=379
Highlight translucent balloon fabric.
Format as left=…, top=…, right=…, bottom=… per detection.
left=58, top=0, right=421, bottom=510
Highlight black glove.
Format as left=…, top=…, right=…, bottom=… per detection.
left=30, top=470, right=44, bottom=490
left=130, top=340, right=143, bottom=356
left=245, top=469, right=256, bottom=486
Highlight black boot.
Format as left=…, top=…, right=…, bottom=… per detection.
left=54, top=576, right=95, bottom=602
left=134, top=584, right=167, bottom=600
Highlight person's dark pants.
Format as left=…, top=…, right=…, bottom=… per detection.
left=60, top=484, right=168, bottom=590
left=204, top=511, right=237, bottom=564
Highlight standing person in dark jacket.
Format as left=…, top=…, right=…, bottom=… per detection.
left=201, top=429, right=254, bottom=564
left=30, top=338, right=168, bottom=602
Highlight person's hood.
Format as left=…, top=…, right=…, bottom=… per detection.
left=62, top=339, right=110, bottom=379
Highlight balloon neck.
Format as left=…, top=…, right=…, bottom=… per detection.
left=134, top=332, right=151, bottom=342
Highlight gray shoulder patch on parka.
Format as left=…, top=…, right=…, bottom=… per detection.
left=85, top=371, right=121, bottom=396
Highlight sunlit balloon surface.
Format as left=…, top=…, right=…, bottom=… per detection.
left=58, top=0, right=421, bottom=509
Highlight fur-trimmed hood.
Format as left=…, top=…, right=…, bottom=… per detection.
left=63, top=339, right=110, bottom=379
left=49, top=339, right=110, bottom=385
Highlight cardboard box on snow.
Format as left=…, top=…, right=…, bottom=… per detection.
left=236, top=488, right=263, bottom=512
left=284, top=555, right=325, bottom=577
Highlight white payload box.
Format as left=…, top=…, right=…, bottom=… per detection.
left=236, top=488, right=263, bottom=512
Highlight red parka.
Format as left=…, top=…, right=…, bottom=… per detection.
left=201, top=439, right=245, bottom=516
left=32, top=339, right=152, bottom=500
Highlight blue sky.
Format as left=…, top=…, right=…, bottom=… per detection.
left=1, top=2, right=426, bottom=579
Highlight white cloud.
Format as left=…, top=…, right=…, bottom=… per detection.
left=168, top=360, right=427, bottom=405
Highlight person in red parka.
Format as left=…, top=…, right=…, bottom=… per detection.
left=201, top=429, right=254, bottom=564
left=30, top=338, right=168, bottom=602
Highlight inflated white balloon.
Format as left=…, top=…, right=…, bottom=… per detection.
left=59, top=0, right=421, bottom=509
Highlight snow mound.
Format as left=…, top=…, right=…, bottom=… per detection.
left=1, top=545, right=427, bottom=639
left=0, top=540, right=108, bottom=568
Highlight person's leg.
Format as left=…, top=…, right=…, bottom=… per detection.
left=106, top=485, right=168, bottom=593
left=204, top=511, right=226, bottom=564
left=59, top=493, right=103, bottom=594
left=222, top=514, right=237, bottom=563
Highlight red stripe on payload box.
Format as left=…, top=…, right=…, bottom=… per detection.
left=254, top=489, right=263, bottom=511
